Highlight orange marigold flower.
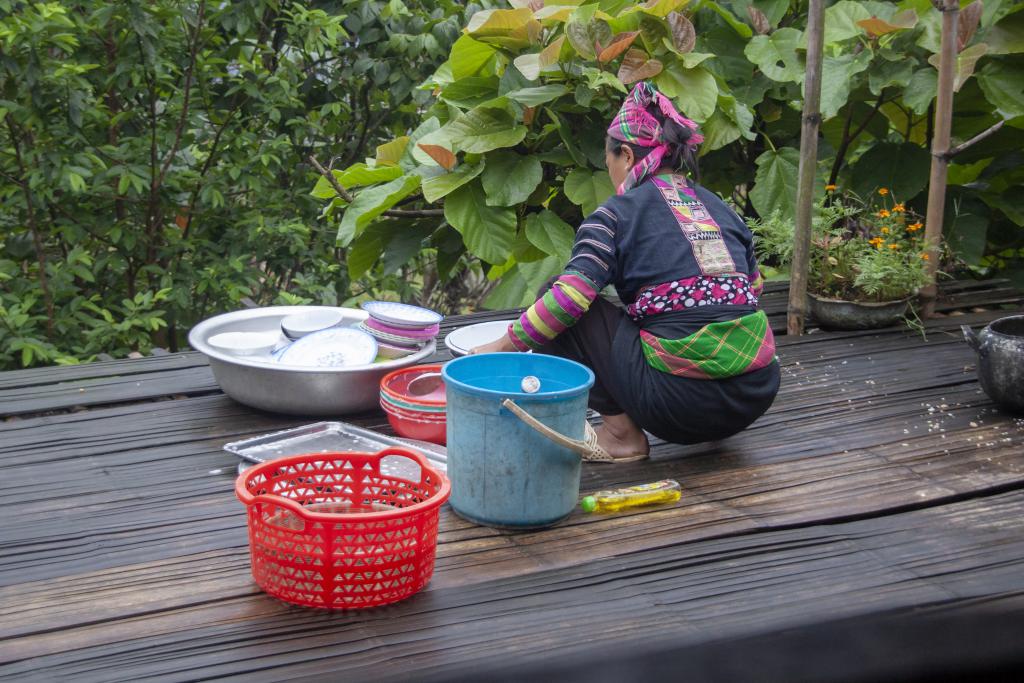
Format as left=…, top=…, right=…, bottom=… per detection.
left=893, top=203, right=905, bottom=213
left=877, top=209, right=891, bottom=218
left=881, top=227, right=890, bottom=234
left=908, top=222, right=923, bottom=232
left=869, top=237, right=885, bottom=249
left=920, top=253, right=930, bottom=260
left=825, top=184, right=837, bottom=192
left=889, top=243, right=900, bottom=250
left=878, top=188, right=889, bottom=196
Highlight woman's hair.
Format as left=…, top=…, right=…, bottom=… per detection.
left=605, top=115, right=701, bottom=182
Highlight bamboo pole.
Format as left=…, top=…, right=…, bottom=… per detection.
left=920, top=0, right=959, bottom=317
left=787, top=0, right=825, bottom=336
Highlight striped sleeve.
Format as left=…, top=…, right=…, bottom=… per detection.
left=507, top=271, right=600, bottom=351
left=565, top=205, right=618, bottom=286
left=506, top=205, right=618, bottom=351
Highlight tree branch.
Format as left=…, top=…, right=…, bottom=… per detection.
left=5, top=116, right=54, bottom=338
left=155, top=0, right=205, bottom=189
left=307, top=155, right=445, bottom=217
left=828, top=95, right=887, bottom=186
left=944, top=120, right=1005, bottom=159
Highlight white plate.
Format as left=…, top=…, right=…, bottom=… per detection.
left=361, top=301, right=443, bottom=328
left=278, top=328, right=378, bottom=368
left=444, top=320, right=516, bottom=356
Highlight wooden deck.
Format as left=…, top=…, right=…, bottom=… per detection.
left=2, top=281, right=1023, bottom=682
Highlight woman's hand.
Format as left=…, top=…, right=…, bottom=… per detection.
left=468, top=334, right=517, bottom=355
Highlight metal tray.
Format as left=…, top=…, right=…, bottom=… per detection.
left=225, top=421, right=447, bottom=476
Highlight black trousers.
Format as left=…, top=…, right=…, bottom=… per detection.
left=536, top=292, right=781, bottom=445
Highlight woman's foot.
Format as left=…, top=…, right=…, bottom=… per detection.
left=596, top=412, right=650, bottom=461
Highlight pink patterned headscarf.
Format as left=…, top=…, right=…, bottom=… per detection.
left=606, top=81, right=703, bottom=194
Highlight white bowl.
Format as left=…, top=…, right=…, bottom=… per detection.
left=281, top=308, right=345, bottom=339
left=444, top=320, right=516, bottom=356
left=207, top=331, right=280, bottom=357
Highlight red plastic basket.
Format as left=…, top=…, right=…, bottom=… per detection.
left=235, top=447, right=450, bottom=609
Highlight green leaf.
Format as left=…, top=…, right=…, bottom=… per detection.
left=336, top=174, right=421, bottom=246
left=637, top=0, right=690, bottom=20
left=703, top=0, right=754, bottom=38
left=849, top=142, right=931, bottom=201
left=519, top=255, right=564, bottom=297
left=581, top=67, right=628, bottom=93
left=444, top=181, right=517, bottom=263
left=525, top=210, right=575, bottom=260
left=422, top=162, right=485, bottom=203
left=978, top=63, right=1024, bottom=118
left=312, top=165, right=404, bottom=198
left=466, top=8, right=542, bottom=49
left=401, top=117, right=442, bottom=168
left=818, top=51, right=873, bottom=120
left=347, top=222, right=392, bottom=279
left=504, top=84, right=570, bottom=107
left=376, top=137, right=409, bottom=166
left=946, top=204, right=988, bottom=265
left=447, top=107, right=528, bottom=154
left=564, top=168, right=615, bottom=216
left=448, top=35, right=498, bottom=79
left=412, top=125, right=458, bottom=166
left=655, top=66, right=719, bottom=121
left=482, top=151, right=543, bottom=206
left=678, top=51, right=714, bottom=69
left=700, top=93, right=755, bottom=151
left=986, top=10, right=1024, bottom=54
left=566, top=19, right=598, bottom=60
left=927, top=42, right=988, bottom=92
left=441, top=77, right=501, bottom=108
left=749, top=147, right=801, bottom=223
left=869, top=58, right=915, bottom=96
left=484, top=264, right=531, bottom=309
left=947, top=158, right=992, bottom=186
left=904, top=68, right=938, bottom=114
left=744, top=28, right=804, bottom=83
left=824, top=0, right=872, bottom=45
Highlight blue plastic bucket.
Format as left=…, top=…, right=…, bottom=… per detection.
left=442, top=353, right=594, bottom=529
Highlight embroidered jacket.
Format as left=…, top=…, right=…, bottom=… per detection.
left=508, top=174, right=774, bottom=378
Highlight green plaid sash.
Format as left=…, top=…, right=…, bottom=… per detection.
left=640, top=310, right=776, bottom=379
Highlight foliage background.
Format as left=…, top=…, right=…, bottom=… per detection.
left=2, top=0, right=1022, bottom=369
left=0, top=0, right=478, bottom=368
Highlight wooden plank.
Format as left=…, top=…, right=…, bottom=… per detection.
left=437, top=594, right=1024, bottom=683
left=0, top=352, right=207, bottom=391
left=0, top=365, right=221, bottom=418
left=2, top=490, right=1023, bottom=681
left=1, top=327, right=1021, bottom=598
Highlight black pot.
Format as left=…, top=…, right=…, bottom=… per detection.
left=962, top=315, right=1024, bottom=415
left=808, top=294, right=910, bottom=330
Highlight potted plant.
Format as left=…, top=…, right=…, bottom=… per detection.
left=752, top=188, right=932, bottom=330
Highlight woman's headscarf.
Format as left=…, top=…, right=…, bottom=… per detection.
left=606, top=81, right=703, bottom=194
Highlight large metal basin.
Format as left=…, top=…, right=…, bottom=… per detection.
left=189, top=306, right=436, bottom=415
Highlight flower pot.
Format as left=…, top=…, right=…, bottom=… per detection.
left=808, top=293, right=910, bottom=330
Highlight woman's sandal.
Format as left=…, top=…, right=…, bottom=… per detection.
left=582, top=422, right=649, bottom=463
left=500, top=399, right=649, bottom=463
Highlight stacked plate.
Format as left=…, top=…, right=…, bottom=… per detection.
left=379, top=364, right=446, bottom=445
left=359, top=301, right=443, bottom=358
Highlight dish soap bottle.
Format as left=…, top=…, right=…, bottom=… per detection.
left=580, top=480, right=681, bottom=513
